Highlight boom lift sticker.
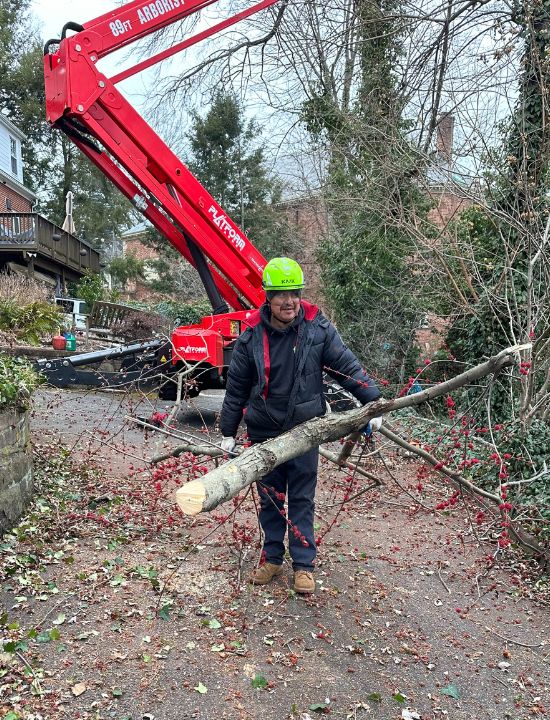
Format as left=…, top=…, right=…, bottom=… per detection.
left=137, top=0, right=183, bottom=24
left=208, top=206, right=246, bottom=251
left=111, top=2, right=184, bottom=36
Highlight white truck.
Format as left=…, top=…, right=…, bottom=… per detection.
left=54, top=297, right=89, bottom=331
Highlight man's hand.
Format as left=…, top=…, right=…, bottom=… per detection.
left=362, top=416, right=383, bottom=436
left=220, top=436, right=236, bottom=454
left=369, top=416, right=383, bottom=432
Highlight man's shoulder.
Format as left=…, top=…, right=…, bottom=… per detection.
left=237, top=326, right=255, bottom=345
left=301, top=300, right=327, bottom=324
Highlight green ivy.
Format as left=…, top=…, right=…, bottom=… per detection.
left=0, top=355, right=41, bottom=410
left=500, top=418, right=550, bottom=535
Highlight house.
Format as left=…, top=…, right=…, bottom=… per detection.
left=0, top=114, right=34, bottom=213
left=0, top=112, right=100, bottom=292
left=120, top=222, right=164, bottom=301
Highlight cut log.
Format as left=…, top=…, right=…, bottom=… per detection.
left=175, top=344, right=527, bottom=515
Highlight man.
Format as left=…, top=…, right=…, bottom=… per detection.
left=219, top=257, right=382, bottom=594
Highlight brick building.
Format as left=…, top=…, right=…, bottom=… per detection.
left=417, top=113, right=473, bottom=357
left=278, top=196, right=328, bottom=306
left=120, top=223, right=163, bottom=301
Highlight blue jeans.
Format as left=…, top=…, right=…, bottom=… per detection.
left=257, top=448, right=319, bottom=571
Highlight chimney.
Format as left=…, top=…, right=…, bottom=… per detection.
left=436, top=113, right=454, bottom=166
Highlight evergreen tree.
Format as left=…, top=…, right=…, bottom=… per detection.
left=187, top=91, right=296, bottom=259
left=41, top=153, right=136, bottom=247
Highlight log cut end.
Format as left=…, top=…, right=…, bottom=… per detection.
left=175, top=481, right=206, bottom=516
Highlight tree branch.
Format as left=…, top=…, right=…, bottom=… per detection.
left=175, top=344, right=529, bottom=515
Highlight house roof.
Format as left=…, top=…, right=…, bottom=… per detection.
left=121, top=221, right=149, bottom=238
left=0, top=168, right=36, bottom=202
left=0, top=111, right=26, bottom=140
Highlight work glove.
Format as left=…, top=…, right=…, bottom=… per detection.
left=220, top=436, right=236, bottom=454
left=362, top=416, right=383, bottom=437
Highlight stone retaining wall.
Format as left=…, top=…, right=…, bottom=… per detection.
left=0, top=407, right=33, bottom=534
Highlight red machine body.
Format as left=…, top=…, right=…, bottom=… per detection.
left=171, top=309, right=251, bottom=366
left=43, top=0, right=279, bottom=389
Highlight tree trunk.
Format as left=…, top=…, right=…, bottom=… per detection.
left=175, top=345, right=526, bottom=515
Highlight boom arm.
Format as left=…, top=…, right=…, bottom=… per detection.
left=44, top=0, right=280, bottom=311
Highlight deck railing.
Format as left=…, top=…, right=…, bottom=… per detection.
left=0, top=213, right=100, bottom=273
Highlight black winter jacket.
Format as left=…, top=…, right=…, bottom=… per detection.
left=220, top=300, right=380, bottom=442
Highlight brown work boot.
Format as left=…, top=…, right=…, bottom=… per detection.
left=293, top=570, right=315, bottom=594
left=250, top=562, right=284, bottom=585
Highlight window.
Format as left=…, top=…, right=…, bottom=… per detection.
left=10, top=136, right=18, bottom=175
left=55, top=299, right=74, bottom=313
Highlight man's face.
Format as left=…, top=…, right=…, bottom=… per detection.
left=269, top=290, right=301, bottom=326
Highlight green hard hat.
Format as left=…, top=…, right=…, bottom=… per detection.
left=262, top=257, right=305, bottom=291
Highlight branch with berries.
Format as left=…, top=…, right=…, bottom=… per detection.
left=175, top=344, right=530, bottom=515
left=377, top=423, right=548, bottom=565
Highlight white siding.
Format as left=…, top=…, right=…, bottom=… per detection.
left=0, top=122, right=24, bottom=183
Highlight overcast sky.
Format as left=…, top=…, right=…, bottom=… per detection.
left=31, top=1, right=118, bottom=42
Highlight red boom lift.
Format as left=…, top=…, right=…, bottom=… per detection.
left=42, top=0, right=280, bottom=397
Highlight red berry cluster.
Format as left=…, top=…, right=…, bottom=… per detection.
left=259, top=485, right=309, bottom=547
left=399, top=377, right=416, bottom=397
left=435, top=490, right=460, bottom=510
left=149, top=411, right=169, bottom=427
left=445, top=395, right=456, bottom=419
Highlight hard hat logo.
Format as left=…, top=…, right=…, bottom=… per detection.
left=262, top=257, right=305, bottom=291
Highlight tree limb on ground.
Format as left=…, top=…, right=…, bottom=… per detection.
left=175, top=344, right=529, bottom=515
left=379, top=424, right=549, bottom=565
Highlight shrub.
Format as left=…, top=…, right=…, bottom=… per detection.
left=113, top=310, right=169, bottom=342
left=0, top=299, right=62, bottom=346
left=125, top=299, right=212, bottom=327
left=0, top=354, right=41, bottom=410
left=0, top=271, right=51, bottom=304
left=73, top=271, right=105, bottom=309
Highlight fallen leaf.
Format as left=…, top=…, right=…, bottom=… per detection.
left=309, top=702, right=328, bottom=712
left=194, top=682, right=208, bottom=694
left=440, top=683, right=460, bottom=700
left=367, top=692, right=382, bottom=703
left=251, top=675, right=268, bottom=689
left=158, top=604, right=171, bottom=621
left=402, top=709, right=422, bottom=719
left=71, top=682, right=87, bottom=697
